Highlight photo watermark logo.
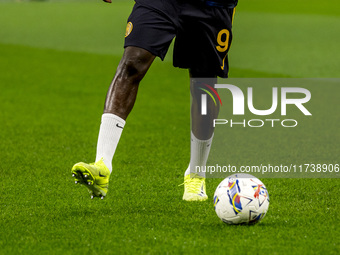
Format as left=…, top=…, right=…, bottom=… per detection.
left=192, top=78, right=339, bottom=178
left=200, top=83, right=312, bottom=128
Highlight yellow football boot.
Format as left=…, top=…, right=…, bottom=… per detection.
left=71, top=158, right=110, bottom=199
left=182, top=173, right=208, bottom=201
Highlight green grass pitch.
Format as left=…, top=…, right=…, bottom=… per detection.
left=0, top=0, right=339, bottom=254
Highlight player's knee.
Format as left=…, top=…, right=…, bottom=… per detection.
left=117, top=53, right=150, bottom=83
left=118, top=60, right=142, bottom=82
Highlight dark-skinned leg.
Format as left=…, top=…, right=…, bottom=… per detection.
left=71, top=46, right=156, bottom=199
left=95, top=46, right=155, bottom=171
left=104, top=46, right=156, bottom=119
left=182, top=69, right=218, bottom=201
left=189, top=70, right=219, bottom=140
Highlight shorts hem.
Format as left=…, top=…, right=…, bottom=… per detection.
left=124, top=43, right=166, bottom=61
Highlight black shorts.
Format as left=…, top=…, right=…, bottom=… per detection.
left=124, top=0, right=236, bottom=77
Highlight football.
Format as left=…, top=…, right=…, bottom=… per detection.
left=213, top=174, right=270, bottom=225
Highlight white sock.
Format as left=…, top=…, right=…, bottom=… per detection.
left=95, top=113, right=125, bottom=172
left=184, top=132, right=214, bottom=178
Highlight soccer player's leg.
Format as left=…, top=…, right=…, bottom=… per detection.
left=72, top=3, right=176, bottom=199
left=182, top=75, right=218, bottom=201
left=174, top=2, right=235, bottom=201
left=71, top=46, right=155, bottom=199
